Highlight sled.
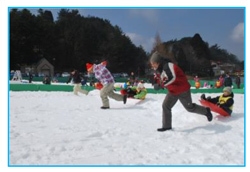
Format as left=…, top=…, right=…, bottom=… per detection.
left=199, top=99, right=230, bottom=117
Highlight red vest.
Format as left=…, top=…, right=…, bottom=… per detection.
left=165, top=64, right=190, bottom=95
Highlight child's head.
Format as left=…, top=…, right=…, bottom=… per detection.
left=223, top=87, right=232, bottom=96
left=150, top=52, right=164, bottom=70
left=137, top=83, right=144, bottom=91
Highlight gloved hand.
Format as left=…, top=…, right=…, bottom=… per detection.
left=153, top=84, right=162, bottom=90
left=207, top=96, right=211, bottom=100
left=200, top=94, right=206, bottom=100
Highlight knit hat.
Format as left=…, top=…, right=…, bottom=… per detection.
left=150, top=51, right=164, bottom=63
left=223, top=87, right=232, bottom=94
left=86, top=63, right=93, bottom=72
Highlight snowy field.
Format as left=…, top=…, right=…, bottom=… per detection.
left=9, top=89, right=245, bottom=166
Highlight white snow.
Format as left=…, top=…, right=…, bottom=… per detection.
left=9, top=89, right=245, bottom=166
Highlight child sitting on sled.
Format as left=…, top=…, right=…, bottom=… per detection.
left=200, top=87, right=234, bottom=115
left=121, top=82, right=147, bottom=100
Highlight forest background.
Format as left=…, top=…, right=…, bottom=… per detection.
left=10, top=8, right=244, bottom=77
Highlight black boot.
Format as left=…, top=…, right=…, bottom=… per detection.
left=157, top=127, right=172, bottom=132
left=101, top=106, right=110, bottom=109
left=206, top=107, right=213, bottom=122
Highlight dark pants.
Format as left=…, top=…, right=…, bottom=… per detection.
left=162, top=90, right=208, bottom=128
left=221, top=107, right=232, bottom=115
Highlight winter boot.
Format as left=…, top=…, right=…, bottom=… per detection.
left=206, top=107, right=213, bottom=122
left=157, top=127, right=172, bottom=132
left=101, top=106, right=110, bottom=109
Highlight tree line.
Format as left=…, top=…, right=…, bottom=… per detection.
left=10, top=8, right=243, bottom=77
left=152, top=32, right=243, bottom=77
left=10, top=8, right=147, bottom=75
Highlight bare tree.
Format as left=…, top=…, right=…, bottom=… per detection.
left=151, top=32, right=176, bottom=63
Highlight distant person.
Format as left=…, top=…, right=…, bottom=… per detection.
left=203, top=82, right=208, bottom=88
left=224, top=73, right=233, bottom=87
left=235, top=75, right=241, bottom=89
left=194, top=75, right=199, bottom=82
left=129, top=72, right=136, bottom=86
left=194, top=75, right=200, bottom=89
left=201, top=87, right=234, bottom=115
left=43, top=75, right=51, bottom=85
left=218, top=75, right=224, bottom=87
left=215, top=80, right=221, bottom=88
left=67, top=69, right=88, bottom=96
left=28, top=71, right=33, bottom=83
left=86, top=62, right=127, bottom=109
left=150, top=51, right=212, bottom=132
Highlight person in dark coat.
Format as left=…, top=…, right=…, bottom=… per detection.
left=129, top=72, right=136, bottom=86
left=28, top=71, right=33, bottom=83
left=67, top=69, right=88, bottom=96
left=150, top=51, right=213, bottom=132
left=235, top=75, right=241, bottom=89
left=43, top=75, right=51, bottom=85
left=224, top=73, right=233, bottom=87
left=201, top=87, right=234, bottom=115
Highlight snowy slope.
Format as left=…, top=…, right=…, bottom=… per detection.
left=9, top=90, right=244, bottom=166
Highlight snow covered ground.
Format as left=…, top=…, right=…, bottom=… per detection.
left=9, top=89, right=245, bottom=166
